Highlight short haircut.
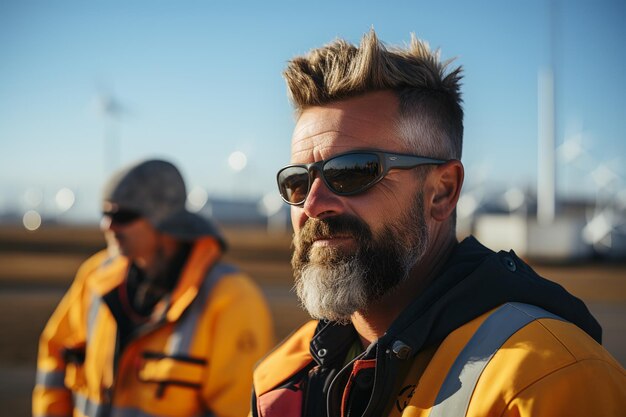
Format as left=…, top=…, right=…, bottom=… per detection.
left=283, top=30, right=464, bottom=160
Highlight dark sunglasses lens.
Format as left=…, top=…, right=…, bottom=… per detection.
left=104, top=210, right=142, bottom=225
left=323, top=153, right=381, bottom=194
left=278, top=167, right=310, bottom=204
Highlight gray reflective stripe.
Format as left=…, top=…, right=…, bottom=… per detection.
left=73, top=392, right=215, bottom=417
left=429, top=302, right=565, bottom=417
left=73, top=392, right=109, bottom=417
left=34, top=415, right=71, bottom=417
left=36, top=369, right=65, bottom=388
left=87, top=293, right=102, bottom=344
left=167, top=263, right=235, bottom=355
left=110, top=405, right=216, bottom=417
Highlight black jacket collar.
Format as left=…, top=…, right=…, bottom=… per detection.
left=308, top=235, right=601, bottom=368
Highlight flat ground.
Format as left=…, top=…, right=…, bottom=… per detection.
left=1, top=225, right=624, bottom=417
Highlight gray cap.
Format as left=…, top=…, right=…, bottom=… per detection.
left=103, top=159, right=225, bottom=247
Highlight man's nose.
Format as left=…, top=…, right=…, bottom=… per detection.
left=302, top=175, right=344, bottom=220
left=100, top=216, right=117, bottom=232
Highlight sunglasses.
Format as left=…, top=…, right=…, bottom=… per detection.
left=277, top=150, right=449, bottom=206
left=102, top=209, right=142, bottom=225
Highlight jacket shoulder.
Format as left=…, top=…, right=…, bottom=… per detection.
left=209, top=265, right=264, bottom=299
left=412, top=303, right=625, bottom=417
left=253, top=320, right=318, bottom=396
left=469, top=312, right=626, bottom=416
left=79, top=250, right=127, bottom=293
left=79, top=249, right=116, bottom=274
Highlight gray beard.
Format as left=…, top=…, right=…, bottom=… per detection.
left=296, top=258, right=367, bottom=324
left=292, top=192, right=428, bottom=324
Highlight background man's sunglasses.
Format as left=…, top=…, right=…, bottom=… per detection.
left=277, top=150, right=449, bottom=206
left=102, top=209, right=142, bottom=225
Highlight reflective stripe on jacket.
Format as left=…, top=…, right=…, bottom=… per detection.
left=34, top=237, right=274, bottom=417
left=252, top=302, right=626, bottom=417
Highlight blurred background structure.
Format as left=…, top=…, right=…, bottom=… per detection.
left=1, top=0, right=625, bottom=239
left=1, top=1, right=625, bottom=416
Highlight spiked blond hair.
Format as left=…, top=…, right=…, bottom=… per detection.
left=283, top=30, right=464, bottom=159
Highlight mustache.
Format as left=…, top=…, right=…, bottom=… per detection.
left=296, top=215, right=372, bottom=248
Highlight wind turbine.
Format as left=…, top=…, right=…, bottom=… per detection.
left=93, top=84, right=128, bottom=176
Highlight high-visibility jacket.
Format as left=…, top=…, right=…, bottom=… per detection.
left=34, top=237, right=274, bottom=417
left=251, top=237, right=626, bottom=417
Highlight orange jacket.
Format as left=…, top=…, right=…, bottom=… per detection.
left=253, top=304, right=626, bottom=417
left=251, top=238, right=626, bottom=417
left=34, top=237, right=274, bottom=417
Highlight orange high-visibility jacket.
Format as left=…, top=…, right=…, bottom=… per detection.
left=251, top=238, right=626, bottom=417
left=34, top=237, right=274, bottom=417
left=253, top=305, right=626, bottom=417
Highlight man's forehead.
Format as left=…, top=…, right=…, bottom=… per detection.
left=294, top=92, right=398, bottom=132
left=290, top=93, right=402, bottom=160
left=293, top=110, right=377, bottom=140
left=102, top=201, right=119, bottom=213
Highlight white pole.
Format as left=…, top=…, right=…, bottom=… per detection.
left=537, top=68, right=556, bottom=225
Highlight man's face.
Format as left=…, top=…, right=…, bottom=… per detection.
left=100, top=209, right=161, bottom=262
left=289, top=91, right=431, bottom=323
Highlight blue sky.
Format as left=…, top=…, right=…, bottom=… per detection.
left=1, top=0, right=625, bottom=222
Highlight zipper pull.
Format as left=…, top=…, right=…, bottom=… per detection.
left=156, top=382, right=167, bottom=398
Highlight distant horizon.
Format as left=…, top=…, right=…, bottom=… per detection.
left=0, top=186, right=615, bottom=229
left=2, top=0, right=625, bottom=224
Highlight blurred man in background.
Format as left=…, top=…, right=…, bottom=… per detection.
left=34, top=159, right=274, bottom=417
left=251, top=30, right=626, bottom=416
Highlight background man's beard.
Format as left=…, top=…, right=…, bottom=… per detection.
left=292, top=193, right=428, bottom=323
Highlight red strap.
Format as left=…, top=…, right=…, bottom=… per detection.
left=340, top=359, right=376, bottom=417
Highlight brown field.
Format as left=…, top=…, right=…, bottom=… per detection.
left=1, top=225, right=624, bottom=417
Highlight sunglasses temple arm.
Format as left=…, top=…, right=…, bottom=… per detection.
left=389, top=155, right=448, bottom=168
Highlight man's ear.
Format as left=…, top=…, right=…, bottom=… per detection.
left=430, top=160, right=464, bottom=221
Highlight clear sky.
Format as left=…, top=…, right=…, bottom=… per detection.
left=1, top=0, right=625, bottom=222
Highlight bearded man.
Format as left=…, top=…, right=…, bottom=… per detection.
left=250, top=30, right=626, bottom=417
